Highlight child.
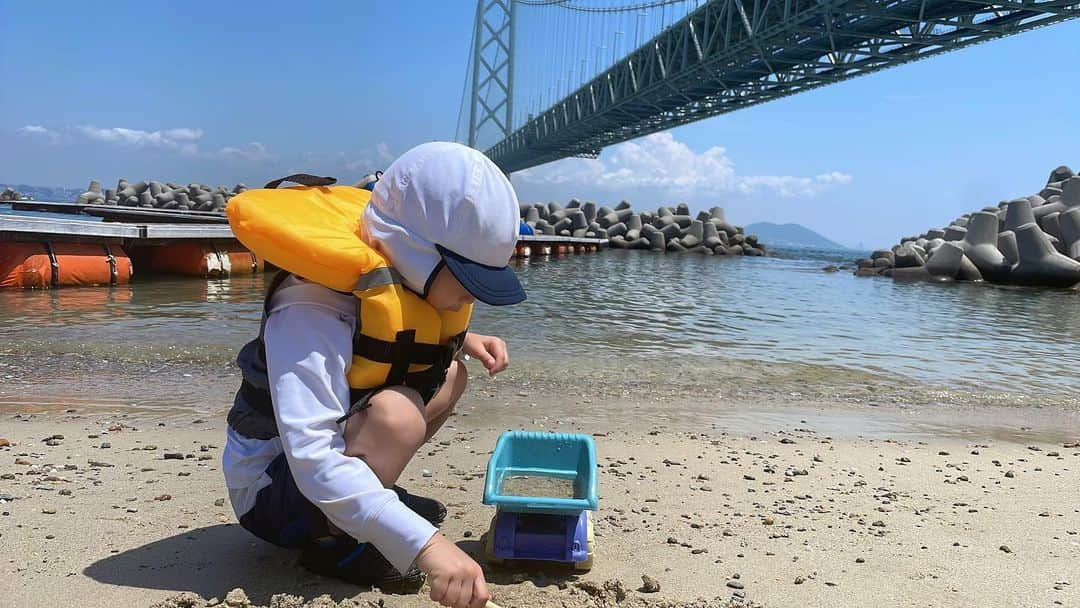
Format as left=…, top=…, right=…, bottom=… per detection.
left=222, top=141, right=526, bottom=608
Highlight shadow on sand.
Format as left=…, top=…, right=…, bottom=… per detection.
left=83, top=524, right=402, bottom=605
left=83, top=526, right=580, bottom=605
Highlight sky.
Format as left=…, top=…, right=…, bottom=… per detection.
left=2, top=0, right=1078, bottom=248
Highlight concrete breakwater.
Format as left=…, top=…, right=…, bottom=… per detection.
left=854, top=165, right=1080, bottom=288
left=72, top=179, right=248, bottom=212
left=519, top=200, right=768, bottom=256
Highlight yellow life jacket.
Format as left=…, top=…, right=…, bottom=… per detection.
left=227, top=175, right=471, bottom=422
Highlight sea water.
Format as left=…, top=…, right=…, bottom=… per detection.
left=0, top=247, right=1077, bottom=417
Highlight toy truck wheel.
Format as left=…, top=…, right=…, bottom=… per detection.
left=574, top=512, right=595, bottom=571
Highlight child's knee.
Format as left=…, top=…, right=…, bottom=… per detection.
left=345, top=388, right=428, bottom=454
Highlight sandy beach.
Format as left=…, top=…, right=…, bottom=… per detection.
left=1, top=373, right=1078, bottom=608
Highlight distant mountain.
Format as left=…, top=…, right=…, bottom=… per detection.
left=744, top=222, right=849, bottom=250
left=0, top=184, right=82, bottom=202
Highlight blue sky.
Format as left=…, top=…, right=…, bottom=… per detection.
left=2, top=0, right=1078, bottom=248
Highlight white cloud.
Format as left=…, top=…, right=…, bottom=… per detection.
left=345, top=142, right=394, bottom=173
left=375, top=142, right=393, bottom=163
left=737, top=171, right=854, bottom=197
left=17, top=125, right=60, bottom=143
left=70, top=125, right=272, bottom=161
left=344, top=158, right=371, bottom=173
left=76, top=125, right=205, bottom=151
left=516, top=132, right=851, bottom=198
left=162, top=128, right=203, bottom=141
left=18, top=125, right=51, bottom=135
left=217, top=141, right=270, bottom=162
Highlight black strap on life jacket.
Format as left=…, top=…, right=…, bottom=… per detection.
left=234, top=271, right=468, bottom=430
left=334, top=329, right=467, bottom=424
left=352, top=332, right=458, bottom=366
left=386, top=329, right=417, bottom=387
left=263, top=173, right=337, bottom=189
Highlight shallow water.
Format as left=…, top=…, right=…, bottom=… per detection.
left=0, top=247, right=1077, bottom=416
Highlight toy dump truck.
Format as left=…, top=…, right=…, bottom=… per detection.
left=481, top=431, right=598, bottom=571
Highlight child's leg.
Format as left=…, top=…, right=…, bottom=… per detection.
left=341, top=360, right=468, bottom=488
left=343, top=387, right=428, bottom=487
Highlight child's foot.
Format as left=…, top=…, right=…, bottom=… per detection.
left=393, top=485, right=447, bottom=525
left=299, top=536, right=423, bottom=588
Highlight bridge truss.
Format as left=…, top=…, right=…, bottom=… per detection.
left=482, top=0, right=1080, bottom=172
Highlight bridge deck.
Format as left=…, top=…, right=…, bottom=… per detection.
left=487, top=0, right=1080, bottom=172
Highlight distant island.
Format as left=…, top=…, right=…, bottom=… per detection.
left=744, top=221, right=850, bottom=250
left=0, top=183, right=83, bottom=203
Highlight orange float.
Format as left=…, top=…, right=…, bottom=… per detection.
left=0, top=241, right=133, bottom=288
left=136, top=242, right=263, bottom=277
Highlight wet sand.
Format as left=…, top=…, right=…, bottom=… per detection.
left=1, top=378, right=1079, bottom=608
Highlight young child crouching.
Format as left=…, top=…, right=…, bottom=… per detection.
left=222, top=142, right=525, bottom=608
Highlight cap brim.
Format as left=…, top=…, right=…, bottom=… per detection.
left=436, top=244, right=526, bottom=306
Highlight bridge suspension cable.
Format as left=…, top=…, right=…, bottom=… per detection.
left=459, top=0, right=705, bottom=152
left=463, top=0, right=1080, bottom=172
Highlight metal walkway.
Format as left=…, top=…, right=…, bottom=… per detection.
left=482, top=0, right=1079, bottom=173
left=0, top=211, right=606, bottom=250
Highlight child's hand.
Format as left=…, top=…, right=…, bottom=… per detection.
left=415, top=533, right=491, bottom=608
left=462, top=332, right=509, bottom=377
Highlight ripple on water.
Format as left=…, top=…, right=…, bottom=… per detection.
left=0, top=248, right=1077, bottom=414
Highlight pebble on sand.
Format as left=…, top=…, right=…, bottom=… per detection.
left=640, top=574, right=661, bottom=593
left=0, top=438, right=10, bottom=447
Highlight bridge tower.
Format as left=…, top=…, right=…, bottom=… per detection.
left=468, top=0, right=516, bottom=150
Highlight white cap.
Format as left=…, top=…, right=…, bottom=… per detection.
left=361, top=141, right=525, bottom=305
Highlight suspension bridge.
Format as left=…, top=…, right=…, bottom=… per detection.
left=458, top=0, right=1080, bottom=173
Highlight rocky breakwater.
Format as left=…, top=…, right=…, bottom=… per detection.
left=854, top=165, right=1080, bottom=288
left=74, top=179, right=249, bottom=213
left=520, top=200, right=768, bottom=256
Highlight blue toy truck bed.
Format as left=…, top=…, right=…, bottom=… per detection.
left=483, top=431, right=598, bottom=516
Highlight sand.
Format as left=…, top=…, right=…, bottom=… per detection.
left=1, top=381, right=1079, bottom=608
left=499, top=475, right=578, bottom=499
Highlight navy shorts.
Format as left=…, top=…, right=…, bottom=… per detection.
left=238, top=453, right=330, bottom=549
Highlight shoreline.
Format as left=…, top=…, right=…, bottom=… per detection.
left=1, top=379, right=1078, bottom=607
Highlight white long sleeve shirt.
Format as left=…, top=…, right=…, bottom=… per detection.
left=223, top=275, right=437, bottom=573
